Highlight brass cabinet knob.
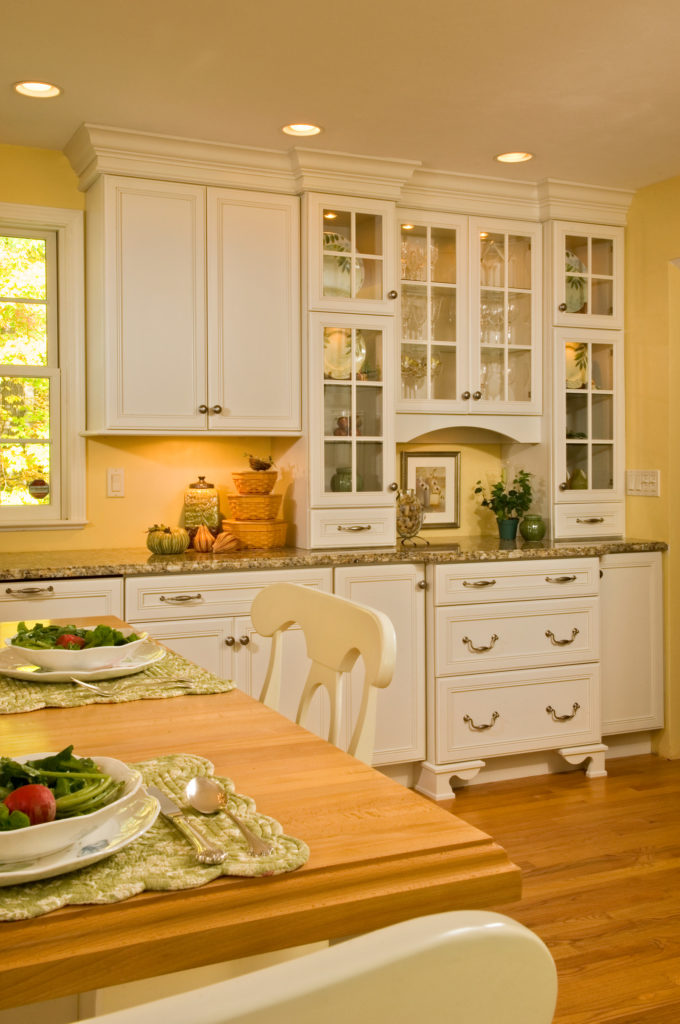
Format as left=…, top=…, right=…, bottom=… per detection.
left=225, top=636, right=235, bottom=646
left=461, top=390, right=471, bottom=400
left=198, top=404, right=208, bottom=413
left=558, top=303, right=568, bottom=312
left=387, top=289, right=398, bottom=299
left=472, top=391, right=482, bottom=400
left=239, top=635, right=250, bottom=646
left=210, top=405, right=223, bottom=414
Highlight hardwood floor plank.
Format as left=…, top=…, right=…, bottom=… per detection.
left=443, top=755, right=680, bottom=1024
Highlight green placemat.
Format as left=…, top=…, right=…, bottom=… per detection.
left=0, top=753, right=310, bottom=920
left=0, top=647, right=234, bottom=714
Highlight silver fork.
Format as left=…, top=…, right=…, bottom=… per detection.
left=70, top=676, right=197, bottom=697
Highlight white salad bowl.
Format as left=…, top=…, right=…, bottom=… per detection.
left=5, top=627, right=149, bottom=672
left=0, top=753, right=142, bottom=864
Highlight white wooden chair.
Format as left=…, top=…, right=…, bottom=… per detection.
left=250, top=582, right=396, bottom=764
left=75, top=910, right=558, bottom=1024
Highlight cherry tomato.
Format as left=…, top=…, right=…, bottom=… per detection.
left=4, top=784, right=57, bottom=825
left=56, top=633, right=86, bottom=649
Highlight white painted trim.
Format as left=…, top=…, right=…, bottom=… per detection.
left=0, top=203, right=86, bottom=529
left=64, top=125, right=634, bottom=224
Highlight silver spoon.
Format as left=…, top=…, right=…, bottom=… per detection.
left=184, top=776, right=275, bottom=857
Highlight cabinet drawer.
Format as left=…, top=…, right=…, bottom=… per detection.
left=124, top=568, right=332, bottom=621
left=433, top=557, right=599, bottom=605
left=435, top=664, right=600, bottom=762
left=0, top=578, right=123, bottom=621
left=435, top=597, right=599, bottom=675
left=553, top=503, right=624, bottom=539
left=309, top=507, right=396, bottom=548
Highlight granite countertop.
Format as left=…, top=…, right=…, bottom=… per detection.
left=0, top=537, right=668, bottom=581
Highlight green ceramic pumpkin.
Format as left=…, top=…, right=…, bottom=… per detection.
left=146, top=524, right=190, bottom=555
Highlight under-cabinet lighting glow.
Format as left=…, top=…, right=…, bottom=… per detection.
left=479, top=232, right=489, bottom=239
left=14, top=81, right=61, bottom=98
left=495, top=151, right=533, bottom=163
left=282, top=123, right=322, bottom=136
left=401, top=224, right=415, bottom=230
left=324, top=212, right=337, bottom=219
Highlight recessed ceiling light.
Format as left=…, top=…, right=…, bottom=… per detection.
left=495, top=151, right=534, bottom=164
left=14, top=81, right=62, bottom=98
left=282, top=123, right=322, bottom=137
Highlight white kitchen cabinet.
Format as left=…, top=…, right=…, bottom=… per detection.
left=417, top=558, right=606, bottom=800
left=85, top=175, right=300, bottom=434
left=552, top=328, right=625, bottom=538
left=600, top=551, right=664, bottom=735
left=308, top=310, right=398, bottom=546
left=0, top=577, right=123, bottom=621
left=551, top=221, right=624, bottom=329
left=333, top=563, right=426, bottom=766
left=304, top=193, right=398, bottom=315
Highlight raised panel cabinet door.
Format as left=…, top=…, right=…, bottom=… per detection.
left=127, top=616, right=237, bottom=679
left=89, top=175, right=208, bottom=431
left=600, top=552, right=664, bottom=734
left=334, top=564, right=426, bottom=765
left=207, top=189, right=301, bottom=433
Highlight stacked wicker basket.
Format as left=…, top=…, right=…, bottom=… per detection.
left=223, top=470, right=287, bottom=549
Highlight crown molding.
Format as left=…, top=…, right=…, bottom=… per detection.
left=64, top=125, right=634, bottom=224
left=537, top=178, right=633, bottom=225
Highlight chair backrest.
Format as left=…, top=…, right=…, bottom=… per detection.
left=250, top=582, right=396, bottom=764
left=76, top=910, right=558, bottom=1024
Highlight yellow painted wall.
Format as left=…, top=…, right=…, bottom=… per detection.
left=0, top=144, right=84, bottom=209
left=626, top=175, right=680, bottom=757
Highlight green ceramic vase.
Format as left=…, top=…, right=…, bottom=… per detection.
left=519, top=514, right=546, bottom=541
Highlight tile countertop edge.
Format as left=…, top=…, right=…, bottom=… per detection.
left=0, top=538, right=669, bottom=582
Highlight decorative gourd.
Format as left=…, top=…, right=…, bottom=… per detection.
left=192, top=524, right=215, bottom=551
left=146, top=524, right=190, bottom=555
left=212, top=530, right=241, bottom=552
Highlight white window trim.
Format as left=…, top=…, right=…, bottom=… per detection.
left=0, top=202, right=86, bottom=529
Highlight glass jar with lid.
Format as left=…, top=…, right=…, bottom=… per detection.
left=183, top=475, right=220, bottom=534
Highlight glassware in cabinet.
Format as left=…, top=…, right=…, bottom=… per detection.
left=469, top=218, right=542, bottom=414
left=552, top=221, right=624, bottom=329
left=305, top=193, right=398, bottom=314
left=397, top=212, right=467, bottom=410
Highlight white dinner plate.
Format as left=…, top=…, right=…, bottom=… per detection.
left=0, top=641, right=166, bottom=683
left=0, top=789, right=160, bottom=886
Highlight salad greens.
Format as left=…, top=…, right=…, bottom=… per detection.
left=10, top=622, right=141, bottom=651
left=0, top=746, right=124, bottom=830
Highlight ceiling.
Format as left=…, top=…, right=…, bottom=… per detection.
left=3, top=0, right=680, bottom=192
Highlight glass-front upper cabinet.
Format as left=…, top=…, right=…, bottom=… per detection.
left=304, top=193, right=398, bottom=315
left=469, top=217, right=542, bottom=414
left=309, top=311, right=395, bottom=507
left=397, top=211, right=468, bottom=411
left=553, top=329, right=625, bottom=505
left=552, top=221, right=624, bottom=329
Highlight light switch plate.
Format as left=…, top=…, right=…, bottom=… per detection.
left=107, top=468, right=125, bottom=498
left=626, top=470, right=660, bottom=496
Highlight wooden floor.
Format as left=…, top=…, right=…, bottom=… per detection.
left=444, top=755, right=680, bottom=1024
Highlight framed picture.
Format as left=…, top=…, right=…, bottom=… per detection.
left=400, top=450, right=461, bottom=529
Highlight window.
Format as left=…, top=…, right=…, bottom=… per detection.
left=0, top=204, right=85, bottom=529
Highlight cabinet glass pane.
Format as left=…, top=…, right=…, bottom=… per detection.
left=325, top=441, right=352, bottom=493
left=566, top=393, right=588, bottom=438
left=592, top=344, right=613, bottom=390
left=401, top=343, right=428, bottom=400
left=480, top=348, right=505, bottom=401
left=566, top=235, right=589, bottom=270
left=323, top=328, right=353, bottom=379
left=356, top=385, right=383, bottom=438
left=507, top=291, right=531, bottom=346
left=323, top=255, right=351, bottom=299
left=401, top=225, right=428, bottom=281
left=565, top=342, right=588, bottom=390
left=479, top=234, right=505, bottom=288
left=480, top=290, right=504, bottom=343
left=323, top=210, right=351, bottom=241
left=592, top=444, right=614, bottom=489
left=356, top=213, right=382, bottom=256
left=0, top=441, right=51, bottom=506
left=432, top=287, right=456, bottom=341
left=508, top=235, right=532, bottom=290
left=566, top=443, right=588, bottom=489
left=324, top=383, right=352, bottom=435
left=356, top=441, right=383, bottom=491
left=356, top=257, right=383, bottom=300
left=431, top=228, right=456, bottom=284
left=591, top=279, right=614, bottom=317
left=431, top=345, right=456, bottom=400
left=359, top=328, right=383, bottom=381
left=591, top=237, right=614, bottom=276
left=508, top=349, right=532, bottom=402
left=592, top=394, right=613, bottom=440
left=402, top=286, right=427, bottom=340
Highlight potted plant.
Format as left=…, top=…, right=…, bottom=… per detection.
left=474, top=469, right=533, bottom=540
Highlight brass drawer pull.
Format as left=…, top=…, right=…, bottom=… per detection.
left=337, top=524, right=371, bottom=532
left=545, top=575, right=577, bottom=584
left=462, top=579, right=496, bottom=588
left=545, top=627, right=579, bottom=646
left=160, top=593, right=203, bottom=603
left=576, top=517, right=604, bottom=524
left=462, top=633, right=499, bottom=653
left=546, top=702, right=581, bottom=722
left=5, top=585, right=54, bottom=596
left=463, top=711, right=500, bottom=731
